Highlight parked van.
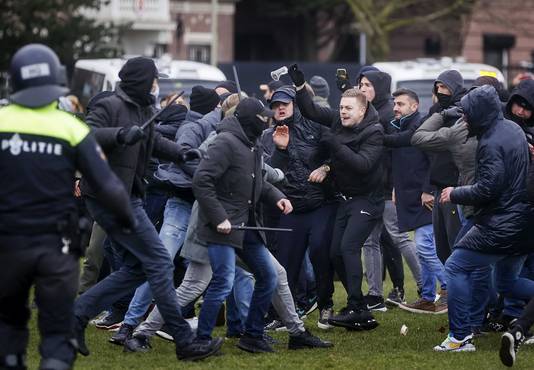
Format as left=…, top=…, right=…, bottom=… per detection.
left=373, top=58, right=506, bottom=114
left=71, top=57, right=226, bottom=107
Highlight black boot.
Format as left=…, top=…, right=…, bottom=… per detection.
left=109, top=323, right=135, bottom=345
left=237, top=333, right=274, bottom=353
left=73, top=318, right=89, bottom=356
left=288, top=329, right=333, bottom=350
left=124, top=335, right=152, bottom=353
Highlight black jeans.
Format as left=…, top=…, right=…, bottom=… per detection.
left=433, top=189, right=461, bottom=264
left=330, top=196, right=384, bottom=310
left=274, top=203, right=337, bottom=311
left=382, top=229, right=405, bottom=290
left=0, top=234, right=79, bottom=368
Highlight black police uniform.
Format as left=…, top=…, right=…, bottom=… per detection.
left=0, top=44, right=134, bottom=370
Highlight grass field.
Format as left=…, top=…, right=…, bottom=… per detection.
left=25, top=279, right=534, bottom=370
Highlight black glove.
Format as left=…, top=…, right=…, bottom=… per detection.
left=320, top=129, right=341, bottom=151
left=117, top=126, right=146, bottom=145
left=440, top=106, right=463, bottom=121
left=288, top=63, right=305, bottom=87
left=182, top=148, right=204, bottom=162
left=336, top=74, right=352, bottom=92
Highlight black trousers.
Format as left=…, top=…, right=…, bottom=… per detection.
left=382, top=229, right=405, bottom=290
left=433, top=189, right=462, bottom=264
left=330, top=196, right=384, bottom=310
left=515, top=297, right=534, bottom=333
left=0, top=234, right=79, bottom=369
left=274, top=203, right=337, bottom=311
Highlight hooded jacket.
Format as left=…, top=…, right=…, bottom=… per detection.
left=295, top=87, right=384, bottom=199
left=359, top=70, right=394, bottom=199
left=192, top=116, right=285, bottom=249
left=423, top=70, right=467, bottom=188
left=261, top=107, right=329, bottom=213
left=451, top=85, right=531, bottom=254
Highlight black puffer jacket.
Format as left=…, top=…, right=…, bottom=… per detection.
left=261, top=108, right=329, bottom=213
left=81, top=86, right=183, bottom=197
left=193, top=117, right=285, bottom=249
left=451, top=85, right=531, bottom=254
left=505, top=79, right=534, bottom=143
left=425, top=70, right=466, bottom=188
left=296, top=87, right=384, bottom=199
left=359, top=70, right=394, bottom=198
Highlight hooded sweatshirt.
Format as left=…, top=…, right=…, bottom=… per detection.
left=505, top=79, right=534, bottom=140
left=425, top=70, right=467, bottom=188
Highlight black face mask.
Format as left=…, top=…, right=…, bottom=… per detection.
left=240, top=116, right=267, bottom=142
left=436, top=92, right=452, bottom=109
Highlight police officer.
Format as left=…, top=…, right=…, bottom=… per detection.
left=0, top=44, right=136, bottom=370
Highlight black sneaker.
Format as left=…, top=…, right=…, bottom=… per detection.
left=109, top=323, right=135, bottom=345
left=265, top=319, right=287, bottom=332
left=74, top=317, right=90, bottom=356
left=296, top=306, right=307, bottom=320
left=303, top=296, right=318, bottom=316
left=124, top=334, right=152, bottom=353
left=263, top=333, right=278, bottom=345
left=317, top=307, right=334, bottom=330
left=237, top=334, right=274, bottom=353
left=365, top=295, right=387, bottom=312
left=385, top=287, right=406, bottom=307
left=94, top=310, right=124, bottom=330
left=176, top=337, right=224, bottom=361
left=500, top=326, right=525, bottom=367
left=328, top=308, right=379, bottom=331
left=288, top=329, right=333, bottom=350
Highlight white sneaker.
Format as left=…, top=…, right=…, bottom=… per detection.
left=433, top=334, right=476, bottom=352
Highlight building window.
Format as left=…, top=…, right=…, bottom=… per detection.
left=424, top=36, right=441, bottom=56
left=188, top=45, right=211, bottom=64
left=483, top=34, right=515, bottom=79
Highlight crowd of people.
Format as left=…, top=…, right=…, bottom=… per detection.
left=2, top=43, right=534, bottom=369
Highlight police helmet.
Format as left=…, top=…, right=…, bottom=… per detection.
left=9, top=44, right=69, bottom=108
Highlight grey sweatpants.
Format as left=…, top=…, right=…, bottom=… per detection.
left=363, top=200, right=422, bottom=296
left=134, top=252, right=305, bottom=337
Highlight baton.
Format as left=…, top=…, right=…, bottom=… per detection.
left=140, top=90, right=184, bottom=130
left=231, top=225, right=293, bottom=232
left=232, top=65, right=243, bottom=101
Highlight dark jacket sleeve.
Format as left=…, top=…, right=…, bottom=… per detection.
left=85, top=100, right=122, bottom=151
left=333, top=128, right=384, bottom=174
left=383, top=120, right=421, bottom=148
left=75, top=134, right=134, bottom=227
left=450, top=144, right=505, bottom=206
left=152, top=131, right=182, bottom=164
left=192, top=136, right=233, bottom=226
left=295, top=86, right=338, bottom=127
left=260, top=180, right=285, bottom=205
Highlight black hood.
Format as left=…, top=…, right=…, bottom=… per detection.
left=216, top=116, right=254, bottom=146
left=434, top=70, right=467, bottom=107
left=118, top=57, right=158, bottom=107
left=359, top=71, right=392, bottom=110
left=460, top=85, right=503, bottom=137
left=505, top=79, right=534, bottom=127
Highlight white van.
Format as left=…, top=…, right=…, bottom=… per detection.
left=71, top=57, right=227, bottom=107
left=373, top=58, right=506, bottom=114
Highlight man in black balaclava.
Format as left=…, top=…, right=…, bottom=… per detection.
left=413, top=70, right=467, bottom=266
left=505, top=79, right=534, bottom=142
left=75, top=57, right=224, bottom=361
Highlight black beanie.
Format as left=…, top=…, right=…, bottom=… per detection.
left=190, top=85, right=220, bottom=115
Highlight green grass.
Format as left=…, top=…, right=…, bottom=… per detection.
left=26, top=278, right=534, bottom=369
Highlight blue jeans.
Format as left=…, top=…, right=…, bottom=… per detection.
left=414, top=224, right=446, bottom=301
left=197, top=233, right=277, bottom=339
left=123, top=197, right=192, bottom=327
left=503, top=253, right=534, bottom=318
left=226, top=267, right=254, bottom=336
left=75, top=197, right=193, bottom=346
left=446, top=248, right=534, bottom=340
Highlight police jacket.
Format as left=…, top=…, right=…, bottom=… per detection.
left=193, top=117, right=285, bottom=249
left=295, top=87, right=384, bottom=199
left=452, top=86, right=531, bottom=254
left=81, top=86, right=183, bottom=197
left=0, top=102, right=132, bottom=235
left=261, top=108, right=329, bottom=213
